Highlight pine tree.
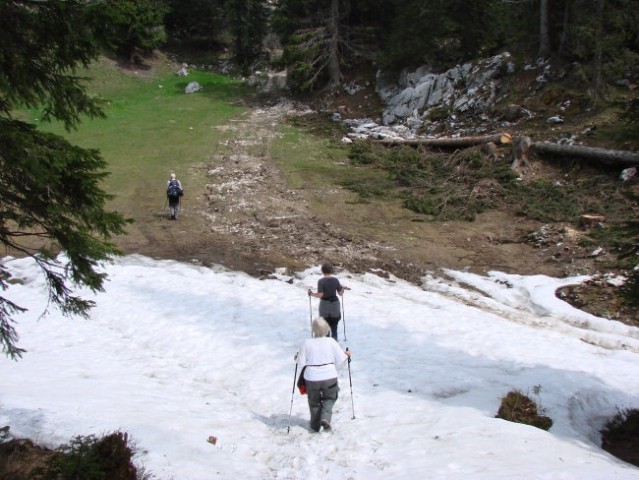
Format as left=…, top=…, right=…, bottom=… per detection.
left=273, top=0, right=343, bottom=92
left=165, top=0, right=226, bottom=49
left=0, top=0, right=129, bottom=359
left=273, top=0, right=387, bottom=92
left=97, top=0, right=169, bottom=65
left=383, top=0, right=506, bottom=70
left=226, top=0, right=269, bottom=74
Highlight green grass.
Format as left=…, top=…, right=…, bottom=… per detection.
left=270, top=112, right=396, bottom=201
left=339, top=141, right=639, bottom=278
left=20, top=57, right=250, bottom=211
left=270, top=124, right=397, bottom=209
left=17, top=59, right=394, bottom=221
left=15, top=56, right=397, bottom=231
left=271, top=124, right=359, bottom=189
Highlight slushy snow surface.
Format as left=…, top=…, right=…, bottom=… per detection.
left=2, top=254, right=639, bottom=479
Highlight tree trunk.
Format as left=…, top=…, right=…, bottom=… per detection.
left=368, top=133, right=639, bottom=166
left=531, top=140, right=639, bottom=165
left=371, top=133, right=513, bottom=148
left=558, top=0, right=572, bottom=57
left=590, top=0, right=605, bottom=99
left=538, top=0, right=550, bottom=57
left=326, top=0, right=342, bottom=92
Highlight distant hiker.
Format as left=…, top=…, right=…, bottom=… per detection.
left=166, top=173, right=183, bottom=220
left=297, top=317, right=351, bottom=432
left=308, top=263, right=344, bottom=340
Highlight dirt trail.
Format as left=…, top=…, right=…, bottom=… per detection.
left=114, top=101, right=597, bottom=284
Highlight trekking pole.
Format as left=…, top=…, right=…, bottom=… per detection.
left=308, top=293, right=313, bottom=334
left=287, top=354, right=299, bottom=434
left=341, top=295, right=347, bottom=341
left=346, top=348, right=355, bottom=420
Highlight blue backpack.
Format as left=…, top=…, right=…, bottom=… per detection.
left=167, top=179, right=182, bottom=199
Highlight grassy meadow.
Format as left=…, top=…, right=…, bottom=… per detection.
left=23, top=57, right=249, bottom=217
left=20, top=56, right=369, bottom=224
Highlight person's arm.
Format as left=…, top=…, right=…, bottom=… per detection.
left=308, top=279, right=325, bottom=299
left=332, top=341, right=350, bottom=367
left=296, top=343, right=307, bottom=366
left=307, top=288, right=324, bottom=299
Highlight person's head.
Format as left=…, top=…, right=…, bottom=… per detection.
left=321, top=263, right=334, bottom=275
left=170, top=173, right=176, bottom=180
left=312, top=317, right=330, bottom=338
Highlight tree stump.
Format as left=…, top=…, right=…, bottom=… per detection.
left=579, top=214, right=606, bottom=229
left=483, top=141, right=499, bottom=164
left=511, top=136, right=532, bottom=171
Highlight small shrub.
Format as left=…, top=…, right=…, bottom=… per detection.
left=348, top=142, right=376, bottom=165
left=601, top=408, right=639, bottom=467
left=340, top=177, right=389, bottom=198
left=511, top=178, right=582, bottom=222
left=425, top=106, right=450, bottom=121
left=622, top=270, right=639, bottom=307
left=620, top=98, right=639, bottom=143
left=496, top=389, right=553, bottom=431
left=32, top=431, right=147, bottom=480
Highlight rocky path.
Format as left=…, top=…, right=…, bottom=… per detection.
left=194, top=102, right=387, bottom=274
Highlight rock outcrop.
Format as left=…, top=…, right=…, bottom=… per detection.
left=376, top=52, right=514, bottom=126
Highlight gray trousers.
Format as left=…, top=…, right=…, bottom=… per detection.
left=306, top=378, right=339, bottom=431
left=168, top=199, right=180, bottom=219
left=319, top=299, right=341, bottom=340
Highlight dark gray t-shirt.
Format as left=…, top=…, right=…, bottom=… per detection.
left=318, top=276, right=341, bottom=303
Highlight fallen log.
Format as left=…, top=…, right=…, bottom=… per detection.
left=530, top=141, right=639, bottom=165
left=366, top=131, right=639, bottom=167
left=371, top=133, right=513, bottom=147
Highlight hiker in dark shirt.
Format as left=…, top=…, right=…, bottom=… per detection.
left=166, top=173, right=183, bottom=220
left=308, top=263, right=344, bottom=341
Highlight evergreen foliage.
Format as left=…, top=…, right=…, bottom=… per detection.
left=383, top=0, right=505, bottom=70
left=268, top=0, right=639, bottom=92
left=165, top=0, right=226, bottom=48
left=273, top=0, right=334, bottom=92
left=621, top=98, right=639, bottom=141
left=273, top=0, right=378, bottom=92
left=154, top=0, right=639, bottom=93
left=0, top=0, right=129, bottom=359
left=601, top=408, right=639, bottom=467
left=32, top=431, right=146, bottom=480
left=96, top=0, right=169, bottom=64
left=226, top=0, right=270, bottom=74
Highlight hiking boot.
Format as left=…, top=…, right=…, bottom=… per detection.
left=320, top=419, right=331, bottom=431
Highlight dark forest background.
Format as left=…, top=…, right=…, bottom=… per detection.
left=95, top=0, right=639, bottom=95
